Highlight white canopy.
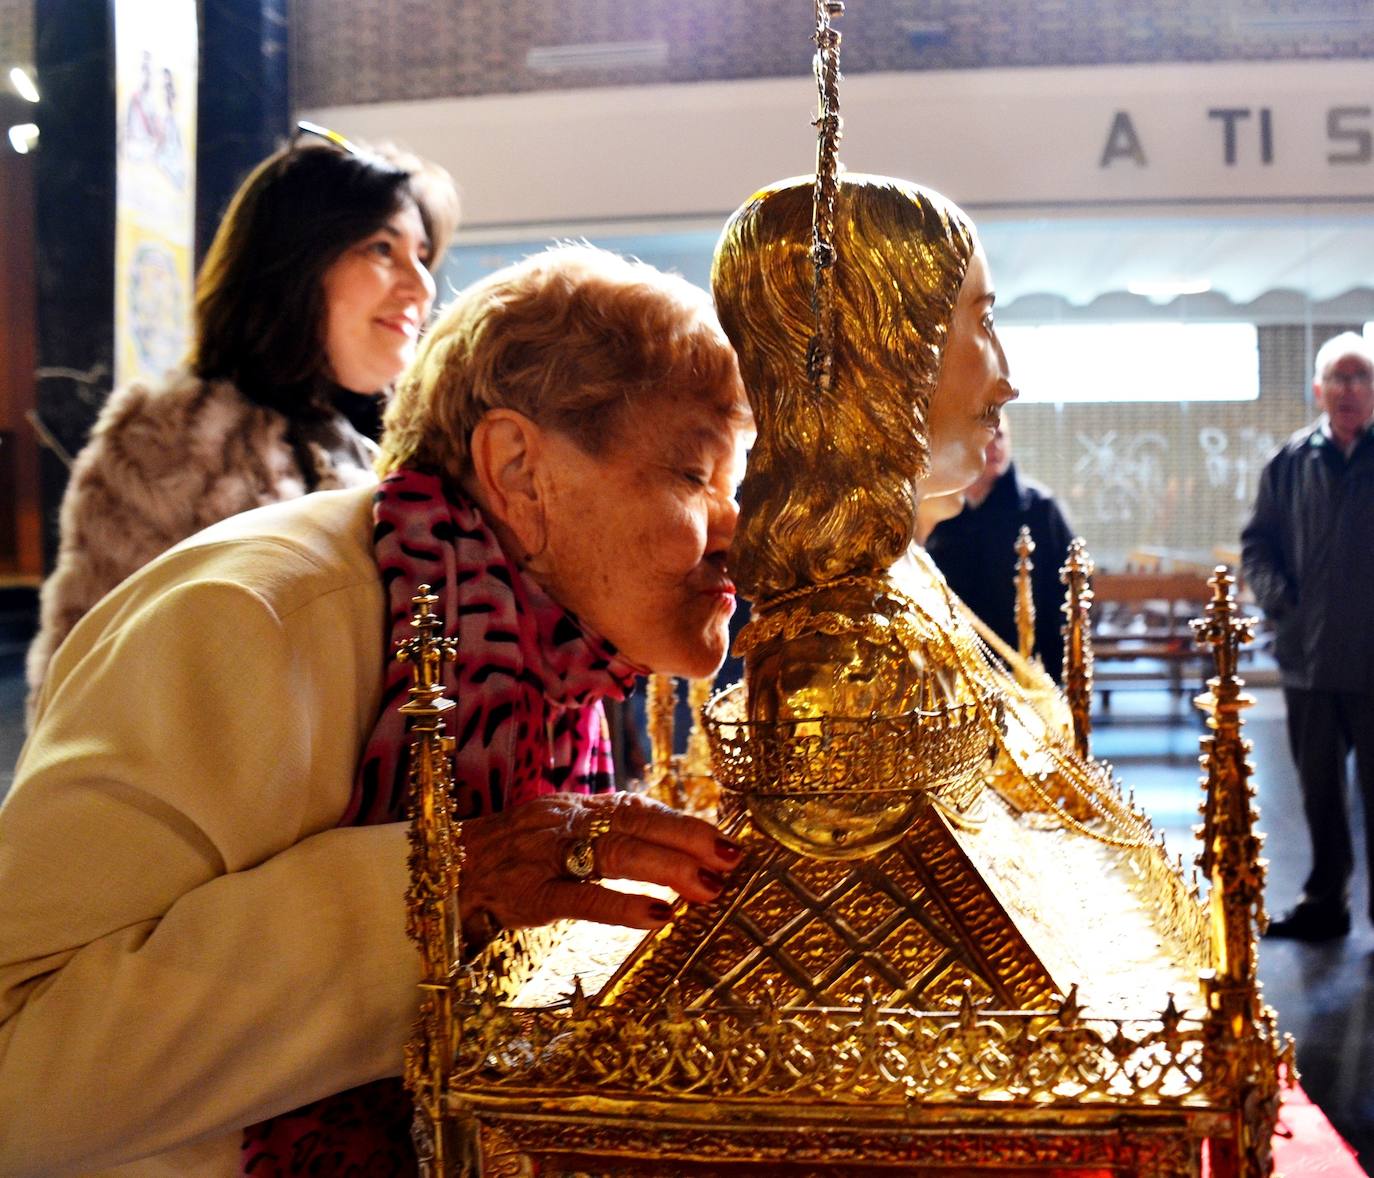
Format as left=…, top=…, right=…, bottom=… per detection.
left=980, top=211, right=1374, bottom=316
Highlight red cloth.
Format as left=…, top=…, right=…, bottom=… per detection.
left=1268, top=1081, right=1366, bottom=1176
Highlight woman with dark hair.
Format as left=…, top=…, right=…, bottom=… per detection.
left=24, top=135, right=460, bottom=718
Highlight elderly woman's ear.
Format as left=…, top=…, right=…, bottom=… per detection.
left=466, top=408, right=549, bottom=565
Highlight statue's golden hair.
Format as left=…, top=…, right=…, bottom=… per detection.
left=711, top=174, right=975, bottom=600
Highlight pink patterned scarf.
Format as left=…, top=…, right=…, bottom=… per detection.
left=241, top=468, right=641, bottom=1175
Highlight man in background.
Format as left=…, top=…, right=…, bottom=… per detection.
left=1242, top=331, right=1374, bottom=942
left=925, top=416, right=1073, bottom=681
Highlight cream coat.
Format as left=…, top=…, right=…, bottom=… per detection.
left=0, top=487, right=416, bottom=1176
left=26, top=371, right=379, bottom=722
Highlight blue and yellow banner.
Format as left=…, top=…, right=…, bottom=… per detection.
left=114, top=0, right=197, bottom=387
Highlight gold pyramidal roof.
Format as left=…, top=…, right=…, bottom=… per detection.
left=512, top=769, right=1205, bottom=1023
left=400, top=569, right=1289, bottom=1177
left=598, top=805, right=1059, bottom=1014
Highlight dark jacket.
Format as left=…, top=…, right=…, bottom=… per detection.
left=1241, top=421, right=1374, bottom=692
left=925, top=463, right=1074, bottom=682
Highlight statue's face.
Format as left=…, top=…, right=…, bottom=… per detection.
left=921, top=246, right=1017, bottom=498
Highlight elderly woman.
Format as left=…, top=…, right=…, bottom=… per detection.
left=0, top=244, right=752, bottom=1175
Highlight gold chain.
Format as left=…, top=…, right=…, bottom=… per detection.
left=917, top=568, right=1152, bottom=848
left=756, top=571, right=889, bottom=612
left=739, top=573, right=903, bottom=658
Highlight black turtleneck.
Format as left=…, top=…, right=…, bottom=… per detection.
left=328, top=385, right=387, bottom=444
left=925, top=463, right=1075, bottom=682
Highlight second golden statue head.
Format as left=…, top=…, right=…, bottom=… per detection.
left=713, top=174, right=1013, bottom=602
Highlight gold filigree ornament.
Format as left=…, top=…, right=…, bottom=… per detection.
left=395, top=0, right=1290, bottom=1164
left=706, top=575, right=1003, bottom=859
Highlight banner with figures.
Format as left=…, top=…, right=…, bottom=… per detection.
left=113, top=0, right=197, bottom=388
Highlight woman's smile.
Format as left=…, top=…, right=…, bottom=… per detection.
left=374, top=313, right=419, bottom=339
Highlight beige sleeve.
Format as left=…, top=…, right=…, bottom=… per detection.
left=26, top=414, right=203, bottom=711
left=0, top=575, right=418, bottom=1175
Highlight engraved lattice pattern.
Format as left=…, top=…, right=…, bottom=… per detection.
left=600, top=811, right=1056, bottom=1013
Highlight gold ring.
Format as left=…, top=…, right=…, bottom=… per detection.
left=561, top=807, right=616, bottom=882
left=562, top=837, right=597, bottom=881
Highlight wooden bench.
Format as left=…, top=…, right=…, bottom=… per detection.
left=1091, top=570, right=1218, bottom=705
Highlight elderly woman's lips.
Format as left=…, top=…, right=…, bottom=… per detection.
left=701, top=581, right=737, bottom=608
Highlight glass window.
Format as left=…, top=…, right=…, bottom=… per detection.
left=998, top=322, right=1260, bottom=403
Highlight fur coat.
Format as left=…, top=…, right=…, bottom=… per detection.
left=26, top=370, right=380, bottom=719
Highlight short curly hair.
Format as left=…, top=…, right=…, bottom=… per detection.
left=379, top=243, right=744, bottom=483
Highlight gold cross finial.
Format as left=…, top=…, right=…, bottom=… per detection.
left=398, top=585, right=459, bottom=719
left=1190, top=566, right=1256, bottom=688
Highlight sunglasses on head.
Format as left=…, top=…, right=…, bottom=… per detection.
left=290, top=120, right=360, bottom=156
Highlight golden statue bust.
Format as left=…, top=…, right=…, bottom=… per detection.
left=710, top=173, right=1017, bottom=857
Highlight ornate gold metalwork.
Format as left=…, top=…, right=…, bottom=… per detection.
left=1192, top=567, right=1291, bottom=1176
left=399, top=1, right=1284, bottom=1169
left=683, top=676, right=714, bottom=779
left=1014, top=524, right=1036, bottom=662
left=1060, top=538, right=1096, bottom=759
left=806, top=0, right=843, bottom=398
left=452, top=982, right=1210, bottom=1105
left=705, top=683, right=991, bottom=807
left=714, top=180, right=973, bottom=605
left=397, top=585, right=462, bottom=1176
left=644, top=673, right=720, bottom=817
left=723, top=569, right=1005, bottom=858
left=646, top=672, right=675, bottom=785
left=599, top=810, right=1058, bottom=1012
left=399, top=587, right=567, bottom=1175
left=712, top=58, right=984, bottom=858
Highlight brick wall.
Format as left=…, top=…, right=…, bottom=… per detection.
left=291, top=0, right=1374, bottom=109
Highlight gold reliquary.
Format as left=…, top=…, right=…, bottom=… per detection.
left=397, top=547, right=1289, bottom=1177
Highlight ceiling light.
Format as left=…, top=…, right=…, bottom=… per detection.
left=1126, top=278, right=1213, bottom=299
left=8, top=123, right=38, bottom=153
left=526, top=40, right=668, bottom=74
left=9, top=66, right=38, bottom=103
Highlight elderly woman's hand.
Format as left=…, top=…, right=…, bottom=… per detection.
left=458, top=792, right=741, bottom=932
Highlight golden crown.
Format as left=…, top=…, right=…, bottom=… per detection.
left=703, top=681, right=1000, bottom=803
